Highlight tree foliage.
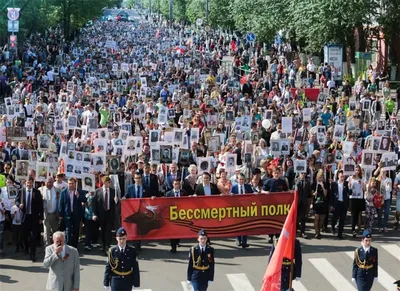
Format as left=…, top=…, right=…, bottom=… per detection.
left=0, top=0, right=120, bottom=41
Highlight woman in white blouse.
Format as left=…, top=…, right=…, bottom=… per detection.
left=377, top=169, right=392, bottom=233
left=347, top=165, right=366, bottom=237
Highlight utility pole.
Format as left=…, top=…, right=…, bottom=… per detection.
left=169, top=0, right=173, bottom=27
left=205, top=0, right=209, bottom=24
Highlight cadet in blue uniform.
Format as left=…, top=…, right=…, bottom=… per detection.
left=352, top=230, right=378, bottom=291
left=268, top=238, right=302, bottom=291
left=187, top=230, right=215, bottom=291
left=104, top=227, right=140, bottom=291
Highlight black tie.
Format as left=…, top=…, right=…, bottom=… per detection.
left=145, top=176, right=149, bottom=186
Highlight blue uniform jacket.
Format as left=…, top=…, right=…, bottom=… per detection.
left=104, top=245, right=140, bottom=289
left=352, top=246, right=378, bottom=290
left=187, top=245, right=215, bottom=283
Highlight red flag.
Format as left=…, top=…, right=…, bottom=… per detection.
left=261, top=191, right=298, bottom=291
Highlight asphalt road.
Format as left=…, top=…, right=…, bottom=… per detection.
left=0, top=225, right=399, bottom=291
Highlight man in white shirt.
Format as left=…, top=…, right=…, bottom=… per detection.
left=306, top=59, right=316, bottom=79
left=40, top=177, right=59, bottom=246
left=47, top=67, right=55, bottom=83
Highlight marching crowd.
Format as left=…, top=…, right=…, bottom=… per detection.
left=0, top=9, right=399, bottom=269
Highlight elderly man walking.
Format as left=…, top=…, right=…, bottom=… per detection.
left=43, top=231, right=80, bottom=291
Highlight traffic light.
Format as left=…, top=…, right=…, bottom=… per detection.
left=9, top=35, right=17, bottom=48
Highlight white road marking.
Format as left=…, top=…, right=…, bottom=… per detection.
left=292, top=280, right=309, bottom=291
left=309, top=258, right=357, bottom=291
left=381, top=244, right=400, bottom=262
left=181, top=281, right=194, bottom=291
left=226, top=273, right=256, bottom=291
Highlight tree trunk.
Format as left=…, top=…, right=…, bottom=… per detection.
left=391, top=33, right=400, bottom=80
left=357, top=25, right=366, bottom=52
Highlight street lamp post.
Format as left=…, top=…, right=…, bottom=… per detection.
left=205, top=0, right=209, bottom=24
left=169, top=0, right=173, bottom=27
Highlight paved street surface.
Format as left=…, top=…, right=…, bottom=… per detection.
left=0, top=226, right=399, bottom=291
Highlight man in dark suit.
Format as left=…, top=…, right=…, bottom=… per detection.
left=2, top=141, right=15, bottom=163
left=125, top=173, right=151, bottom=199
left=165, top=179, right=188, bottom=253
left=11, top=142, right=26, bottom=160
left=229, top=173, right=253, bottom=248
left=124, top=172, right=151, bottom=252
left=264, top=73, right=275, bottom=92
left=93, top=176, right=117, bottom=254
left=352, top=230, right=378, bottom=291
left=230, top=173, right=254, bottom=194
left=58, top=177, right=87, bottom=248
left=15, top=177, right=43, bottom=262
left=330, top=170, right=350, bottom=239
left=142, top=163, right=159, bottom=197
left=165, top=163, right=181, bottom=192
left=194, top=172, right=220, bottom=196
left=296, top=173, right=311, bottom=238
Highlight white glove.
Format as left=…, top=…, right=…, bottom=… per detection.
left=351, top=278, right=356, bottom=284
left=187, top=281, right=191, bottom=285
left=295, top=277, right=300, bottom=281
left=208, top=281, right=212, bottom=286
left=104, top=286, right=111, bottom=291
left=374, top=277, right=378, bottom=283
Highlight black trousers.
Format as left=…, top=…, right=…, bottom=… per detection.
left=331, top=201, right=346, bottom=235
left=350, top=199, right=365, bottom=231
left=100, top=212, right=113, bottom=249
left=297, top=202, right=307, bottom=234
left=170, top=239, right=180, bottom=250
left=22, top=215, right=39, bottom=254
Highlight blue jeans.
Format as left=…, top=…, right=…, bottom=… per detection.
left=377, top=199, right=390, bottom=228
left=0, top=220, right=4, bottom=250
left=191, top=281, right=208, bottom=291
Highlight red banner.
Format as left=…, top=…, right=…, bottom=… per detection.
left=121, top=192, right=294, bottom=240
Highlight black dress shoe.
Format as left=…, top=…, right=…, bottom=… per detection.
left=31, top=253, right=36, bottom=262
left=170, top=248, right=177, bottom=253
left=236, top=241, right=242, bottom=247
left=331, top=227, right=336, bottom=235
left=242, top=244, right=250, bottom=248
left=337, top=234, right=344, bottom=240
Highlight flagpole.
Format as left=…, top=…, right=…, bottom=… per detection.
left=288, top=186, right=298, bottom=291
left=289, top=259, right=294, bottom=290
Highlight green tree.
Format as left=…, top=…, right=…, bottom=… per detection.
left=378, top=0, right=400, bottom=76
